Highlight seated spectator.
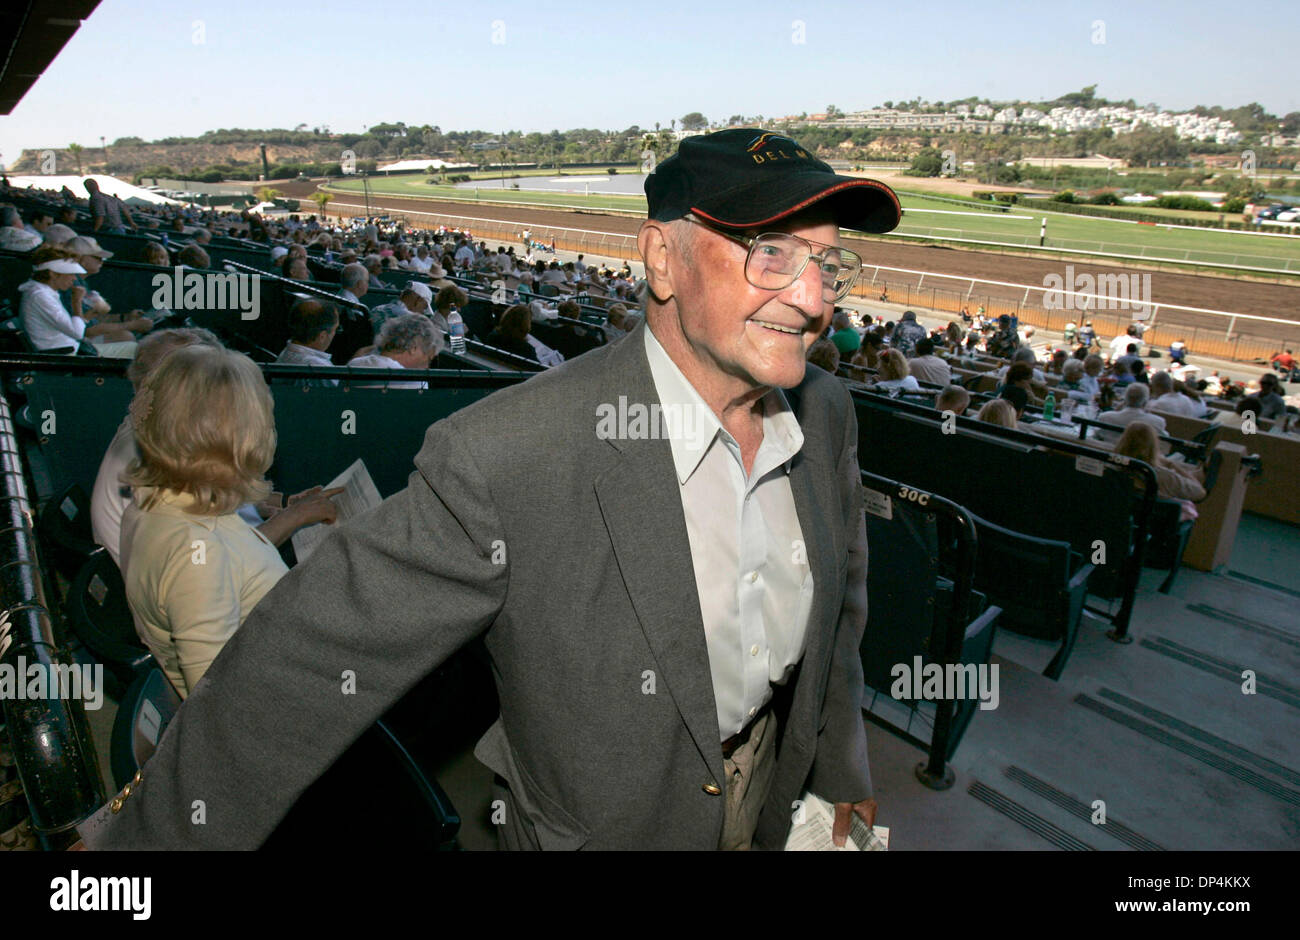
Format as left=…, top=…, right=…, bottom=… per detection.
left=91, top=328, right=339, bottom=565
left=40, top=222, right=77, bottom=247
left=64, top=236, right=154, bottom=335
left=1081, top=354, right=1104, bottom=397
left=1114, top=342, right=1142, bottom=376
left=830, top=310, right=861, bottom=357
left=997, top=362, right=1038, bottom=402
left=431, top=284, right=466, bottom=336
left=987, top=315, right=1020, bottom=358
left=1131, top=359, right=1149, bottom=385
left=1114, top=422, right=1206, bottom=502
left=1096, top=382, right=1167, bottom=442
left=998, top=385, right=1029, bottom=423
left=934, top=385, right=970, bottom=416
left=1256, top=373, right=1288, bottom=421
left=120, top=345, right=338, bottom=697
left=976, top=398, right=1018, bottom=428
left=142, top=241, right=170, bottom=267
left=1148, top=371, right=1201, bottom=417
left=18, top=246, right=139, bottom=352
left=338, top=262, right=370, bottom=305
left=276, top=299, right=340, bottom=386
left=0, top=205, right=42, bottom=251
left=851, top=331, right=885, bottom=370
left=348, top=314, right=442, bottom=388
left=408, top=245, right=434, bottom=274
left=908, top=338, right=951, bottom=386
left=871, top=348, right=920, bottom=392
left=363, top=255, right=385, bottom=289
left=369, top=281, right=434, bottom=334
left=176, top=245, right=209, bottom=270
left=807, top=339, right=841, bottom=374
left=995, top=347, right=1046, bottom=385
left=23, top=206, right=54, bottom=239
left=486, top=305, right=540, bottom=362
left=283, top=256, right=310, bottom=281
left=1045, top=349, right=1068, bottom=376
left=890, top=310, right=928, bottom=357
left=1236, top=396, right=1262, bottom=423
left=1057, top=359, right=1092, bottom=401
left=602, top=303, right=631, bottom=342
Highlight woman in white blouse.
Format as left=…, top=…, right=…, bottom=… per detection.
left=119, top=345, right=297, bottom=697
left=17, top=246, right=138, bottom=353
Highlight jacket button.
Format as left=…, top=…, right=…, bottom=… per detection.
left=702, top=782, right=721, bottom=795
left=132, top=770, right=143, bottom=786
left=110, top=797, right=124, bottom=814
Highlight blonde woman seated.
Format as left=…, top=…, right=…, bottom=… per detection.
left=1114, top=422, right=1206, bottom=502
left=120, top=346, right=304, bottom=697
left=976, top=398, right=1018, bottom=428
left=870, top=348, right=920, bottom=392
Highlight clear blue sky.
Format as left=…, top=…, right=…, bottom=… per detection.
left=2, top=0, right=1297, bottom=164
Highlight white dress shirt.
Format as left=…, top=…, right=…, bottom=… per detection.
left=120, top=488, right=288, bottom=698
left=19, top=280, right=86, bottom=352
left=1150, top=392, right=1202, bottom=418
left=643, top=326, right=813, bottom=740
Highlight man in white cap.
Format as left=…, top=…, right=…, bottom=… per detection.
left=367, top=280, right=434, bottom=335
left=63, top=235, right=155, bottom=337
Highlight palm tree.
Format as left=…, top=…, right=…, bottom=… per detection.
left=255, top=186, right=282, bottom=204
left=66, top=142, right=84, bottom=175
left=310, top=191, right=333, bottom=217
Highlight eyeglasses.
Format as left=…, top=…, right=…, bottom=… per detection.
left=683, top=215, right=862, bottom=302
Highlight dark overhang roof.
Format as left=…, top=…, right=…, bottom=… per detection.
left=0, top=0, right=101, bottom=115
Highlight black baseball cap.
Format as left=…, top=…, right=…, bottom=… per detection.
left=645, top=128, right=901, bottom=234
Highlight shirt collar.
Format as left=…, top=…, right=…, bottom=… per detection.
left=132, top=487, right=220, bottom=529
left=286, top=342, right=333, bottom=365
left=643, top=323, right=803, bottom=485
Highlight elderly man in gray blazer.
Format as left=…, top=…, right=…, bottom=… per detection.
left=83, top=129, right=901, bottom=850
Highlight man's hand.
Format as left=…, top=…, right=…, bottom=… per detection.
left=68, top=286, right=86, bottom=314
left=832, top=798, right=877, bottom=848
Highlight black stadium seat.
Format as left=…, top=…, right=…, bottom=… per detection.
left=858, top=470, right=1001, bottom=788
left=968, top=513, right=1093, bottom=680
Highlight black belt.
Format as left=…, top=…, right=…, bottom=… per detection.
left=721, top=701, right=772, bottom=760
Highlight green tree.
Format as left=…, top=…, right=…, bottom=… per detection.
left=680, top=112, right=707, bottom=132
left=906, top=148, right=944, bottom=176
left=66, top=142, right=84, bottom=174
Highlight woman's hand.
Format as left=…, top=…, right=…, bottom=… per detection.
left=283, top=486, right=345, bottom=527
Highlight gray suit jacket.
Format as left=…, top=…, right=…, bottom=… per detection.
left=84, top=320, right=871, bottom=850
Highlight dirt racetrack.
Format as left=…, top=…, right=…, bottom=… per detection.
left=282, top=181, right=1300, bottom=351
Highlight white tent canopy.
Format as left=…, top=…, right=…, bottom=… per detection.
left=4, top=173, right=183, bottom=206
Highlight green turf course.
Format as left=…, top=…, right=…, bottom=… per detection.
left=895, top=194, right=1300, bottom=273
left=327, top=177, right=1300, bottom=274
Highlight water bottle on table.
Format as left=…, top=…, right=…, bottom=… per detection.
left=448, top=305, right=466, bottom=354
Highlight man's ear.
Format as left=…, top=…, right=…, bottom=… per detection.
left=637, top=221, right=674, bottom=303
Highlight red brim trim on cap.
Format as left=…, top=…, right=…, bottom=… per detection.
left=690, top=178, right=901, bottom=231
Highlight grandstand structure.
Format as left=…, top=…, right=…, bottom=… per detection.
left=0, top=5, right=1296, bottom=864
